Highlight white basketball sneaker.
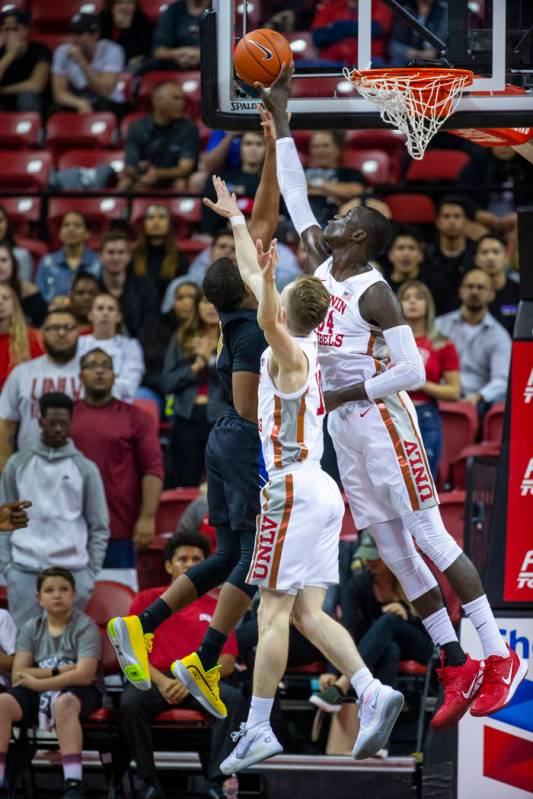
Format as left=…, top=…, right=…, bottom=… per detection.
left=352, top=679, right=404, bottom=760
left=220, top=722, right=283, bottom=775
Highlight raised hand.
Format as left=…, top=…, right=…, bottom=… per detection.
left=258, top=104, right=276, bottom=147
left=202, top=175, right=242, bottom=218
left=255, top=63, right=293, bottom=119
left=256, top=238, right=278, bottom=281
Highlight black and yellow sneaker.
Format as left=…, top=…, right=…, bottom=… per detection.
left=171, top=652, right=227, bottom=718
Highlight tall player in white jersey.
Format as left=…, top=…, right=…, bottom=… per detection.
left=258, top=66, right=527, bottom=729
left=203, top=178, right=404, bottom=773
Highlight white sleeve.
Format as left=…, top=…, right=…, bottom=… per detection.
left=0, top=610, right=17, bottom=655
left=0, top=367, right=22, bottom=421
left=101, top=41, right=124, bottom=72
left=112, top=338, right=145, bottom=403
left=276, top=137, right=320, bottom=235
left=52, top=44, right=68, bottom=75
left=364, top=325, right=426, bottom=401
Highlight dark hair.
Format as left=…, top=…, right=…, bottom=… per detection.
left=71, top=272, right=100, bottom=291
left=43, top=308, right=77, bottom=325
left=101, top=227, right=133, bottom=249
left=37, top=566, right=76, bottom=592
left=0, top=242, right=22, bottom=299
left=212, top=229, right=234, bottom=245
left=389, top=225, right=423, bottom=248
left=0, top=205, right=17, bottom=248
left=203, top=257, right=245, bottom=311
left=164, top=532, right=211, bottom=563
left=61, top=210, right=89, bottom=229
left=437, top=194, right=471, bottom=218
left=475, top=233, right=507, bottom=253
left=357, top=206, right=393, bottom=258
left=133, top=205, right=180, bottom=281
left=80, top=347, right=113, bottom=370
left=39, top=391, right=73, bottom=417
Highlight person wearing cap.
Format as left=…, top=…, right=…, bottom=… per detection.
left=309, top=530, right=433, bottom=725
left=51, top=12, right=126, bottom=115
left=0, top=7, right=51, bottom=112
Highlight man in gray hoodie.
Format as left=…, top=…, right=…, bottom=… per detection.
left=0, top=392, right=109, bottom=627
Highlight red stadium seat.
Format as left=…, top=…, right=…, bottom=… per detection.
left=345, top=129, right=406, bottom=152
left=438, top=400, right=479, bottom=488
left=288, top=32, right=318, bottom=61
left=30, top=0, right=103, bottom=30
left=343, top=149, right=391, bottom=185
left=0, top=151, right=52, bottom=191
left=291, top=76, right=353, bottom=99
left=439, top=490, right=466, bottom=547
left=0, top=113, right=41, bottom=148
left=46, top=112, right=117, bottom=154
left=120, top=111, right=145, bottom=142
left=156, top=487, right=200, bottom=535
left=134, top=398, right=160, bottom=427
left=449, top=442, right=501, bottom=490
left=138, top=71, right=201, bottom=118
left=138, top=0, right=171, bottom=24
left=483, top=401, right=505, bottom=443
left=137, top=535, right=170, bottom=590
left=27, top=31, right=69, bottom=52
left=85, top=581, right=135, bottom=674
left=131, top=196, right=203, bottom=237
left=48, top=196, right=127, bottom=248
left=405, top=149, right=471, bottom=182
left=292, top=130, right=312, bottom=163
left=57, top=149, right=125, bottom=181
left=0, top=197, right=41, bottom=237
left=383, top=192, right=436, bottom=224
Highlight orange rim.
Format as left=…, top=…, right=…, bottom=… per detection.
left=349, top=67, right=474, bottom=93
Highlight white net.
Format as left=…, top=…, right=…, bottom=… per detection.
left=344, top=68, right=473, bottom=160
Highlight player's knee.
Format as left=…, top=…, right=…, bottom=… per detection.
left=292, top=608, right=318, bottom=638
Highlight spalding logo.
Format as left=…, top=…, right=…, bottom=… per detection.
left=250, top=41, right=273, bottom=60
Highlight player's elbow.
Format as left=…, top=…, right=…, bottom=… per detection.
left=408, top=358, right=426, bottom=390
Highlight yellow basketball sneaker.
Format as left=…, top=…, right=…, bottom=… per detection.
left=107, top=616, right=154, bottom=691
left=171, top=652, right=227, bottom=718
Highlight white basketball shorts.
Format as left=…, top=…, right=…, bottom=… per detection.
left=328, top=391, right=439, bottom=529
left=246, top=466, right=344, bottom=595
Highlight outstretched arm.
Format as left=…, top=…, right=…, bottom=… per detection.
left=203, top=175, right=263, bottom=299
left=257, top=66, right=329, bottom=272
left=249, top=107, right=280, bottom=248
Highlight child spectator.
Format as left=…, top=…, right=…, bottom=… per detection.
left=0, top=244, right=47, bottom=328
left=35, top=212, right=101, bottom=304
left=0, top=205, right=34, bottom=284
left=473, top=235, right=520, bottom=336
left=0, top=7, right=51, bottom=112
left=398, top=280, right=460, bottom=478
left=78, top=293, right=145, bottom=403
left=0, top=282, right=43, bottom=391
left=0, top=567, right=103, bottom=799
left=98, top=0, right=153, bottom=68
left=132, top=205, right=189, bottom=298
left=161, top=295, right=225, bottom=487
left=72, top=348, right=163, bottom=569
left=0, top=393, right=109, bottom=627
left=120, top=532, right=245, bottom=799
left=0, top=608, right=16, bottom=688
left=152, top=0, right=212, bottom=69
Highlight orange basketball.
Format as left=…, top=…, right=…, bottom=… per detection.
left=233, top=28, right=293, bottom=87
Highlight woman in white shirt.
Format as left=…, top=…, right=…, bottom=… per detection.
left=78, top=292, right=144, bottom=402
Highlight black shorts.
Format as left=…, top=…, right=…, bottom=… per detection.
left=8, top=685, right=103, bottom=726
left=206, top=410, right=261, bottom=531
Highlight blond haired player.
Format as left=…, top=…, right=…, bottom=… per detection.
left=258, top=66, right=527, bottom=729
left=201, top=177, right=404, bottom=772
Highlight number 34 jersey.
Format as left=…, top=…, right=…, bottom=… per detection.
left=258, top=332, right=326, bottom=476
left=314, top=257, right=389, bottom=393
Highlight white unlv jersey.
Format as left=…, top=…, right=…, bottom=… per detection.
left=314, top=257, right=389, bottom=392
left=258, top=333, right=325, bottom=474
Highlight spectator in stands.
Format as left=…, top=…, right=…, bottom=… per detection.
left=0, top=282, right=43, bottom=392
left=436, top=269, right=512, bottom=413
left=132, top=205, right=189, bottom=298
left=426, top=196, right=477, bottom=312
left=98, top=0, right=153, bottom=68
left=78, top=294, right=144, bottom=403
left=152, top=0, right=212, bottom=69
left=163, top=232, right=235, bottom=309
left=311, top=0, right=392, bottom=67
left=67, top=272, right=100, bottom=334
left=0, top=244, right=47, bottom=328
left=51, top=12, right=126, bottom=115
left=0, top=7, right=51, bottom=112
left=0, top=393, right=109, bottom=627
left=202, top=132, right=266, bottom=234
left=162, top=295, right=225, bottom=487
left=72, top=348, right=163, bottom=569
left=305, top=130, right=365, bottom=226
left=35, top=212, right=101, bottom=304
left=120, top=531, right=245, bottom=799
left=311, top=532, right=432, bottom=739
left=0, top=205, right=34, bottom=283
left=0, top=608, right=16, bottom=688
left=0, top=567, right=103, bottom=799
left=99, top=229, right=159, bottom=339
left=0, top=309, right=82, bottom=472
left=474, top=235, right=520, bottom=337
left=385, top=227, right=448, bottom=315
left=119, top=81, right=200, bottom=192
left=141, top=280, right=202, bottom=405
left=199, top=132, right=241, bottom=184
left=388, top=0, right=447, bottom=65
left=398, top=280, right=460, bottom=478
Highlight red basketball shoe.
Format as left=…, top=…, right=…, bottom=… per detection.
left=470, top=644, right=528, bottom=717
left=431, top=654, right=484, bottom=730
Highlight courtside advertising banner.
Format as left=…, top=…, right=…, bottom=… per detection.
left=458, top=617, right=533, bottom=798
left=504, top=342, right=533, bottom=603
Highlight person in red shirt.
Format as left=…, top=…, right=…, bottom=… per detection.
left=398, top=280, right=461, bottom=478
left=120, top=532, right=245, bottom=799
left=70, top=347, right=164, bottom=569
left=311, top=0, right=393, bottom=66
left=0, top=282, right=43, bottom=391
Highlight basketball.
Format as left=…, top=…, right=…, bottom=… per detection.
left=233, top=28, right=293, bottom=87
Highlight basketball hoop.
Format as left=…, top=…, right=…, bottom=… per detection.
left=344, top=67, right=474, bottom=160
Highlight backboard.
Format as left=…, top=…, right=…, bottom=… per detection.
left=201, top=0, right=533, bottom=131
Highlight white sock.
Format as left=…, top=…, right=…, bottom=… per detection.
left=61, top=754, right=82, bottom=782
left=350, top=667, right=374, bottom=699
left=463, top=595, right=508, bottom=658
left=422, top=608, right=458, bottom=647
left=246, top=695, right=274, bottom=729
